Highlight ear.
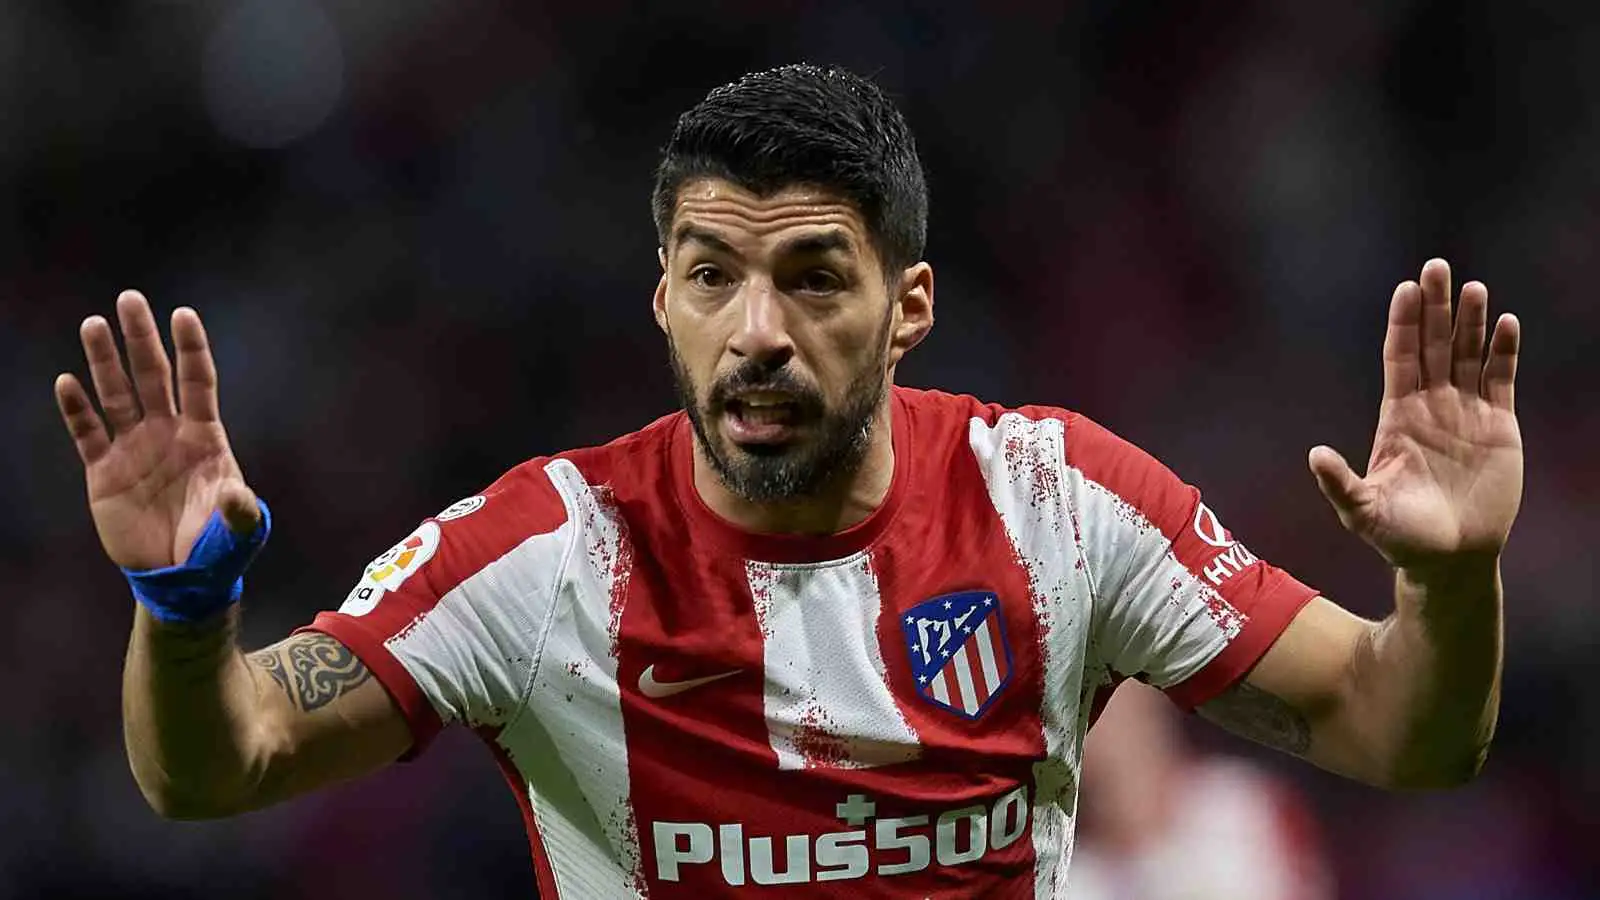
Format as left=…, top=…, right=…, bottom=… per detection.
left=886, top=262, right=934, bottom=367
left=652, top=270, right=670, bottom=334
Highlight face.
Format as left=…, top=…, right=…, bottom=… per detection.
left=655, top=179, right=932, bottom=503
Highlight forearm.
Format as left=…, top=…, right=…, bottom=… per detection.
left=1346, top=554, right=1503, bottom=788
left=123, top=604, right=271, bottom=818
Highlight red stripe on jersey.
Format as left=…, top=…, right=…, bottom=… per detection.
left=1059, top=411, right=1318, bottom=708
left=612, top=515, right=784, bottom=892
left=302, top=459, right=569, bottom=755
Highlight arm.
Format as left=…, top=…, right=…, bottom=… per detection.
left=125, top=607, right=410, bottom=818
left=1200, top=259, right=1520, bottom=790
left=58, top=291, right=411, bottom=818
left=1201, top=585, right=1500, bottom=789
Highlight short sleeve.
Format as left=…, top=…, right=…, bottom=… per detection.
left=1066, top=414, right=1318, bottom=710
left=297, top=461, right=572, bottom=756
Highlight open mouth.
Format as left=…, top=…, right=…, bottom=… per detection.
left=724, top=394, right=805, bottom=445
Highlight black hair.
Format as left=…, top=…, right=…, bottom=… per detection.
left=652, top=64, right=928, bottom=278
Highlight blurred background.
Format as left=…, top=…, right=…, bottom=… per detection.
left=3, top=1, right=1596, bottom=897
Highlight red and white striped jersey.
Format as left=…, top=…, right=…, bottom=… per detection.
left=303, top=387, right=1317, bottom=898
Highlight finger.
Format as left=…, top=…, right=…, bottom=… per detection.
left=1418, top=258, right=1453, bottom=387
left=1451, top=280, right=1489, bottom=391
left=1308, top=445, right=1370, bottom=534
left=217, top=480, right=262, bottom=535
left=80, top=314, right=141, bottom=433
left=116, top=290, right=176, bottom=419
left=1482, top=312, right=1519, bottom=412
left=1308, top=445, right=1364, bottom=508
left=172, top=307, right=221, bottom=422
left=54, top=373, right=112, bottom=465
left=1381, top=281, right=1422, bottom=402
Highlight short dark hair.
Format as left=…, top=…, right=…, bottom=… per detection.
left=652, top=64, right=928, bottom=278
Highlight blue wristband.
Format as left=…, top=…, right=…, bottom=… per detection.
left=123, top=499, right=272, bottom=624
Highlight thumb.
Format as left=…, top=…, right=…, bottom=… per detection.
left=1308, top=445, right=1366, bottom=519
left=217, top=480, right=262, bottom=535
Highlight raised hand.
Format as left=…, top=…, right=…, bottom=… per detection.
left=1307, top=259, right=1522, bottom=570
left=55, top=291, right=260, bottom=571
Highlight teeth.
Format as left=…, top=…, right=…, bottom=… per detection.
left=741, top=404, right=792, bottom=425
left=739, top=394, right=792, bottom=408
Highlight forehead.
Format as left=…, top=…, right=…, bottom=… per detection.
left=669, top=178, right=872, bottom=256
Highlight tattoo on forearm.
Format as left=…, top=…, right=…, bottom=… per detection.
left=1200, top=682, right=1313, bottom=756
left=249, top=648, right=291, bottom=696
left=249, top=635, right=371, bottom=712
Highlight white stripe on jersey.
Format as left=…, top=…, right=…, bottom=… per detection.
left=385, top=522, right=568, bottom=729
left=747, top=554, right=921, bottom=771
left=496, top=459, right=643, bottom=898
left=975, top=618, right=1003, bottom=696
left=970, top=410, right=1258, bottom=897
left=1073, top=473, right=1242, bottom=690
left=967, top=413, right=1088, bottom=899
left=931, top=670, right=952, bottom=707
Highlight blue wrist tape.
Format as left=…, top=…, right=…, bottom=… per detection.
left=123, top=499, right=272, bottom=624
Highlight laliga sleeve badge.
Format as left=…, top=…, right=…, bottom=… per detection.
left=340, top=521, right=441, bottom=617
left=436, top=495, right=486, bottom=522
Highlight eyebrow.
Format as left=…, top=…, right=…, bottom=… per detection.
left=671, top=225, right=857, bottom=259
left=776, top=229, right=855, bottom=259
left=673, top=225, right=737, bottom=255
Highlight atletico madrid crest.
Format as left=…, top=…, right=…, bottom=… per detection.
left=901, top=591, right=1013, bottom=720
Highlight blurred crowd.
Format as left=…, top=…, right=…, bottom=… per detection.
left=2, top=2, right=1597, bottom=897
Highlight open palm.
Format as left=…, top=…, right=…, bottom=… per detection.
left=55, top=291, right=259, bottom=571
left=1309, top=260, right=1522, bottom=569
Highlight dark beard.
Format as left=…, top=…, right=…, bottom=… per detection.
left=669, top=329, right=889, bottom=505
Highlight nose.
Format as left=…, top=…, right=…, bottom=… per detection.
left=727, top=278, right=794, bottom=370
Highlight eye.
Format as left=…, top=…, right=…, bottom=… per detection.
left=688, top=265, right=732, bottom=290
left=796, top=269, right=844, bottom=295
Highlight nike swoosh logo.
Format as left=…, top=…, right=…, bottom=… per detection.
left=638, top=664, right=742, bottom=699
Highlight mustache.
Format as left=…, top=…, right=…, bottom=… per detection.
left=707, top=362, right=825, bottom=414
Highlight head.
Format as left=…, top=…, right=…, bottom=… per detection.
left=651, top=64, right=934, bottom=503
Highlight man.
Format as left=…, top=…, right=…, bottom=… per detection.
left=54, top=64, right=1521, bottom=897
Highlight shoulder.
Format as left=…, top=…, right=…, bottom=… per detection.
left=401, top=411, right=681, bottom=589
left=894, top=384, right=1061, bottom=427
left=900, top=386, right=1193, bottom=529
left=896, top=384, right=1099, bottom=442
left=1055, top=413, right=1197, bottom=539
left=898, top=385, right=1133, bottom=472
left=353, top=458, right=569, bottom=610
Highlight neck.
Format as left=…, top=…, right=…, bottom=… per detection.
left=692, top=401, right=897, bottom=536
